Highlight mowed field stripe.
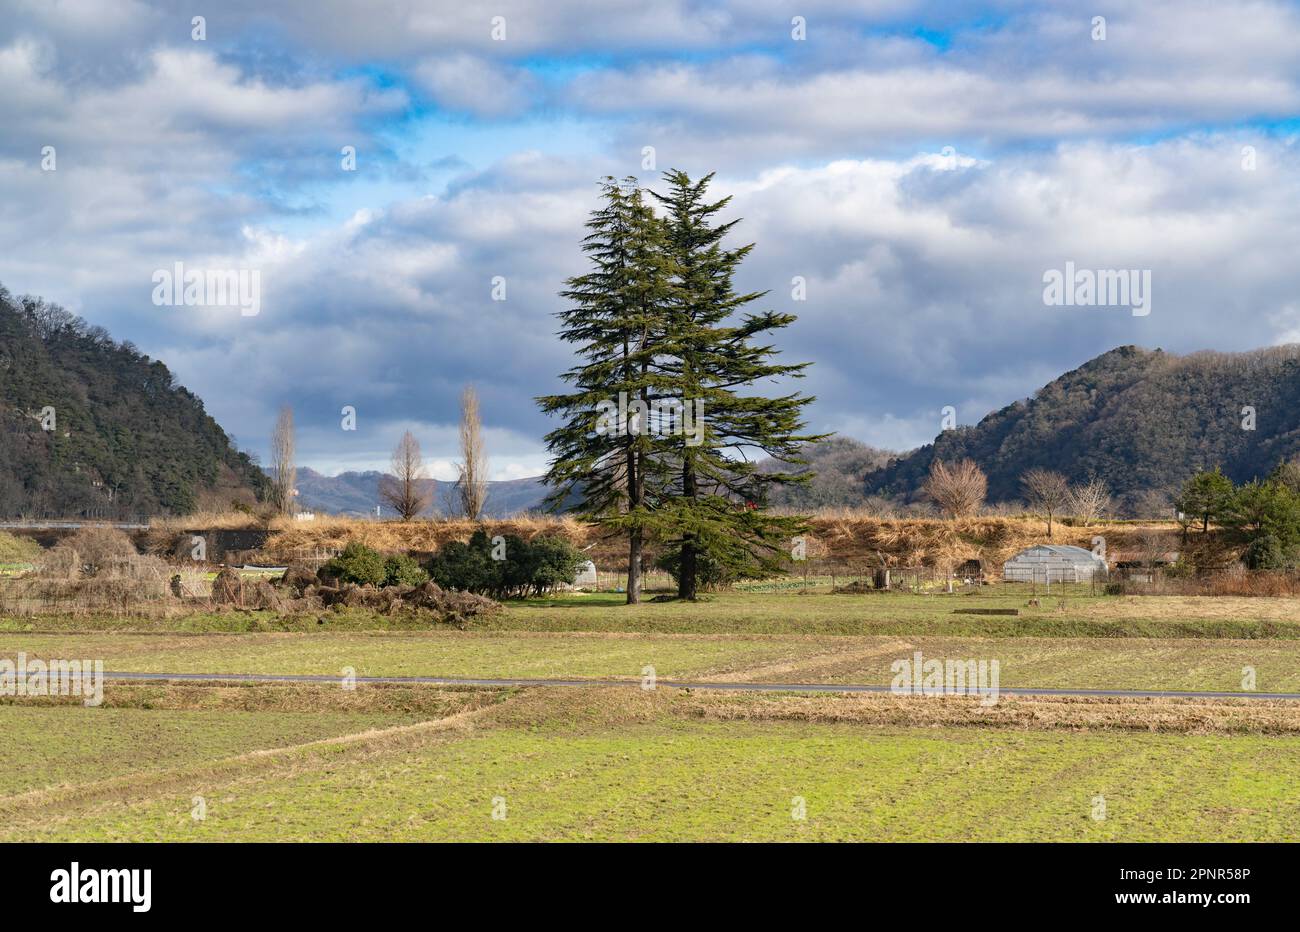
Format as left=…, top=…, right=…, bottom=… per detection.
left=98, top=669, right=1300, bottom=700
left=0, top=701, right=500, bottom=818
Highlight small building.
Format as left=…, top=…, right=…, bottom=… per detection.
left=573, top=560, right=598, bottom=587
left=1002, top=545, right=1108, bottom=583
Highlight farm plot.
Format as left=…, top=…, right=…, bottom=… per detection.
left=3, top=686, right=1299, bottom=842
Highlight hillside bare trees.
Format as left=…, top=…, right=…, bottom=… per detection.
left=922, top=458, right=987, bottom=518
left=457, top=385, right=488, bottom=520
left=379, top=430, right=432, bottom=521
left=270, top=406, right=296, bottom=516
left=1068, top=477, right=1111, bottom=524
left=1021, top=468, right=1070, bottom=538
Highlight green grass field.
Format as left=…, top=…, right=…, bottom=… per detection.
left=0, top=705, right=418, bottom=797
left=2, top=628, right=1296, bottom=692
left=4, top=588, right=1300, bottom=841
left=3, top=689, right=1298, bottom=841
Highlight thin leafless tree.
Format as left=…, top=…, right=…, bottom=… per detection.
left=1068, top=477, right=1111, bottom=524
left=270, top=405, right=296, bottom=516
left=380, top=431, right=432, bottom=521
left=457, top=385, right=488, bottom=520
left=1022, top=468, right=1071, bottom=538
left=922, top=458, right=987, bottom=518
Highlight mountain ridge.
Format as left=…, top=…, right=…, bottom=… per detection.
left=291, top=466, right=551, bottom=518
left=0, top=285, right=269, bottom=517
left=865, top=344, right=1300, bottom=512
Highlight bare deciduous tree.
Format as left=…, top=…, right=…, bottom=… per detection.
left=380, top=431, right=432, bottom=521
left=922, top=458, right=987, bottom=518
left=270, top=405, right=296, bottom=516
left=1022, top=468, right=1071, bottom=538
left=1068, top=476, right=1111, bottom=524
left=457, top=385, right=488, bottom=520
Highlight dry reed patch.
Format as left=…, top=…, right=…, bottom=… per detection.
left=800, top=515, right=1182, bottom=570
left=1075, top=595, right=1300, bottom=622
left=1, top=527, right=176, bottom=615
left=675, top=691, right=1300, bottom=735
left=262, top=514, right=591, bottom=563
left=158, top=510, right=1185, bottom=573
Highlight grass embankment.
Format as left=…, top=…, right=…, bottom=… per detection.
left=0, top=531, right=40, bottom=577
left=4, top=686, right=1298, bottom=842
left=7, top=589, right=1300, bottom=639
left=149, top=512, right=1185, bottom=571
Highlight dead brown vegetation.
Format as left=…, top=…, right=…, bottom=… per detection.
left=679, top=690, right=1300, bottom=735
left=1, top=527, right=173, bottom=614
left=149, top=511, right=1185, bottom=575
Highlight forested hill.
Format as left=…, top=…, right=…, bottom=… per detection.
left=0, top=286, right=269, bottom=517
left=865, top=345, right=1300, bottom=512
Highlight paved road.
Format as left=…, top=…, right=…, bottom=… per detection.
left=100, top=670, right=1300, bottom=700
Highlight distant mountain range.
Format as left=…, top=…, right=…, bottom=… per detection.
left=865, top=345, right=1300, bottom=513
left=291, top=467, right=552, bottom=518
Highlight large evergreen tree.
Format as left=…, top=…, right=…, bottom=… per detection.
left=538, top=178, right=677, bottom=604
left=649, top=170, right=821, bottom=599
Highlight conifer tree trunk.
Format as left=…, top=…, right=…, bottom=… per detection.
left=626, top=417, right=641, bottom=605
left=679, top=462, right=698, bottom=600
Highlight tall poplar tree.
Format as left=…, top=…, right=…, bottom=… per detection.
left=650, top=170, right=822, bottom=599
left=538, top=178, right=677, bottom=604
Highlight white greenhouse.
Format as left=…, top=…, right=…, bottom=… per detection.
left=1001, top=545, right=1108, bottom=583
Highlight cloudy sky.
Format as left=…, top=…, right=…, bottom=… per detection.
left=2, top=0, right=1299, bottom=479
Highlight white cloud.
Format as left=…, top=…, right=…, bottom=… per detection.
left=413, top=54, right=538, bottom=117
left=4, top=0, right=1300, bottom=474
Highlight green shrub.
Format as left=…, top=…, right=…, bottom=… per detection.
left=1244, top=534, right=1288, bottom=571
left=320, top=542, right=387, bottom=586
left=656, top=546, right=743, bottom=591
left=527, top=534, right=585, bottom=593
left=426, top=530, right=582, bottom=598
left=384, top=553, right=429, bottom=587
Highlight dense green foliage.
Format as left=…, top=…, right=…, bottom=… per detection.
left=655, top=542, right=758, bottom=591
left=426, top=529, right=583, bottom=598
left=321, top=542, right=388, bottom=586
left=648, top=170, right=820, bottom=599
left=539, top=172, right=818, bottom=601
left=320, top=543, right=431, bottom=588
left=1175, top=468, right=1235, bottom=533
left=1175, top=467, right=1300, bottom=568
left=383, top=553, right=430, bottom=587
left=865, top=345, right=1300, bottom=515
left=0, top=285, right=269, bottom=516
